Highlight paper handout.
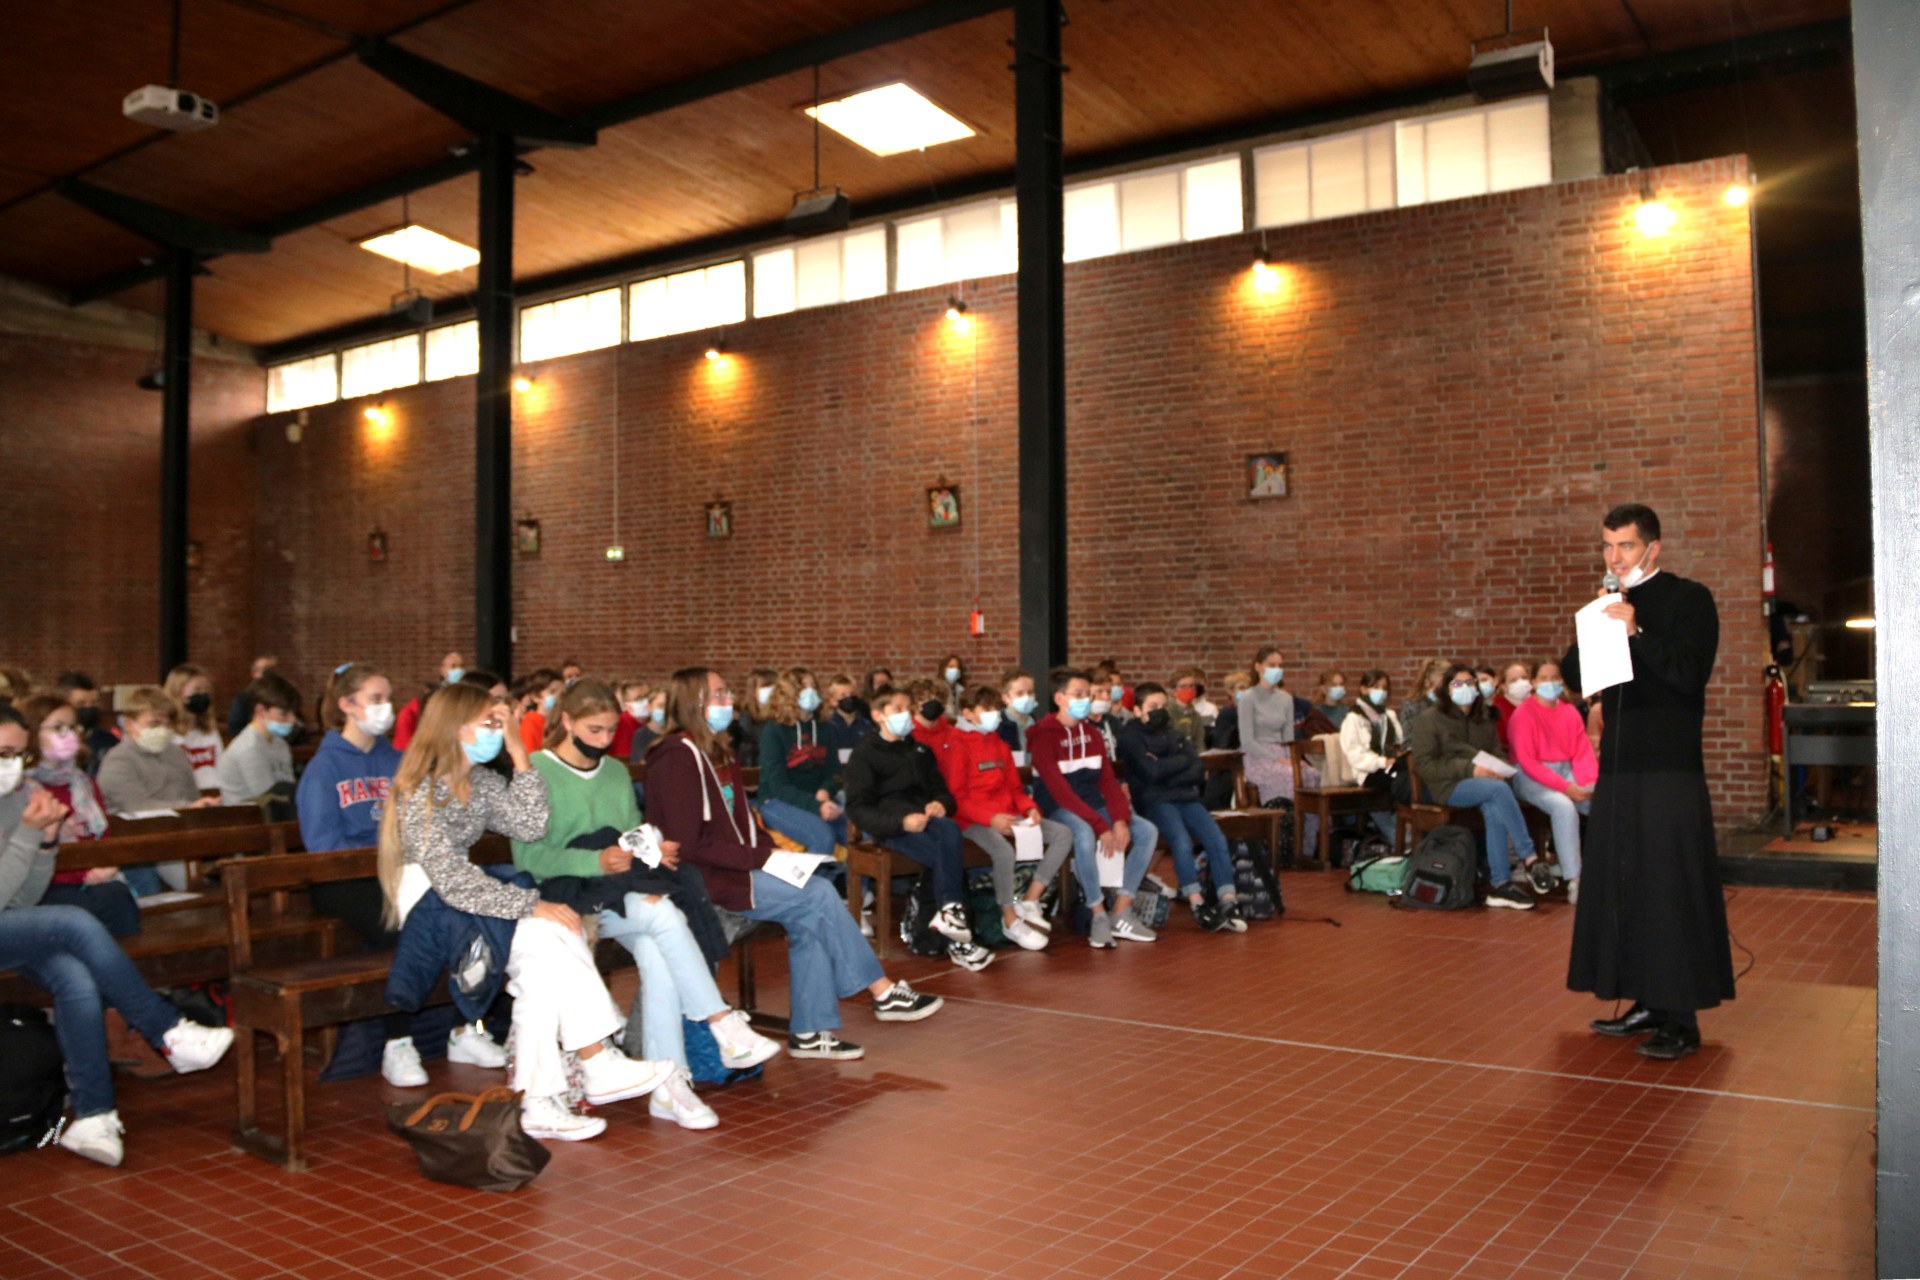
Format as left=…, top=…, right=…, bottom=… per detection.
left=761, top=851, right=833, bottom=889
left=1472, top=751, right=1517, bottom=779
left=1575, top=592, right=1635, bottom=697
left=1098, top=846, right=1124, bottom=887
left=1013, top=820, right=1043, bottom=862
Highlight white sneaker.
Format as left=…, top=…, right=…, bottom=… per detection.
left=1004, top=917, right=1049, bottom=951
left=948, top=940, right=995, bottom=971
left=709, top=1009, right=782, bottom=1069
left=58, top=1111, right=125, bottom=1167
left=648, top=1068, right=719, bottom=1130
left=162, top=1020, right=234, bottom=1074
left=931, top=902, right=973, bottom=945
left=520, top=1094, right=606, bottom=1142
left=579, top=1045, right=676, bottom=1105
left=446, top=1023, right=508, bottom=1069
left=381, top=1036, right=429, bottom=1087
left=1567, top=878, right=1581, bottom=906
left=1013, top=898, right=1052, bottom=933
left=860, top=912, right=875, bottom=938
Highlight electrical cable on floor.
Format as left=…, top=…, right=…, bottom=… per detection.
left=1724, top=886, right=1757, bottom=980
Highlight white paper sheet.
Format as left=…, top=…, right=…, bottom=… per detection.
left=1575, top=593, right=1635, bottom=696
left=1011, top=751, right=1029, bottom=768
left=115, top=808, right=181, bottom=820
left=1097, top=847, right=1123, bottom=888
left=136, top=890, right=203, bottom=908
left=1472, top=750, right=1517, bottom=779
left=837, top=748, right=852, bottom=764
left=761, top=850, right=832, bottom=889
left=1013, top=820, right=1043, bottom=862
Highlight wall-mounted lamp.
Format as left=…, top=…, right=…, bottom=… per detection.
left=1634, top=196, right=1677, bottom=237
left=512, top=375, right=535, bottom=393
left=704, top=342, right=725, bottom=362
left=945, top=297, right=969, bottom=322
left=1845, top=616, right=1876, bottom=630
left=363, top=402, right=390, bottom=425
left=1251, top=250, right=1282, bottom=294
left=1723, top=183, right=1752, bottom=208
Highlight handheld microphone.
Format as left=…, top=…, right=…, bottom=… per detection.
left=1602, top=569, right=1621, bottom=594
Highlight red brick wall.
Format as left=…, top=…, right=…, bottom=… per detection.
left=252, top=158, right=1768, bottom=822
left=0, top=330, right=262, bottom=699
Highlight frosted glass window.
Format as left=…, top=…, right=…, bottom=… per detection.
left=519, top=287, right=621, bottom=361
left=1120, top=170, right=1181, bottom=251
left=888, top=200, right=1012, bottom=289
left=753, top=247, right=796, bottom=317
left=424, top=321, right=477, bottom=382
left=1181, top=157, right=1244, bottom=240
left=1000, top=201, right=1019, bottom=262
left=1064, top=182, right=1119, bottom=261
left=795, top=239, right=843, bottom=310
left=894, top=216, right=945, bottom=291
left=945, top=201, right=1008, bottom=280
left=629, top=261, right=746, bottom=341
left=340, top=334, right=421, bottom=399
left=1308, top=132, right=1370, bottom=219
left=1253, top=144, right=1311, bottom=228
left=842, top=227, right=888, bottom=301
left=1486, top=99, right=1551, bottom=192
left=1363, top=124, right=1397, bottom=211
left=1423, top=111, right=1490, bottom=203
left=266, top=353, right=337, bottom=413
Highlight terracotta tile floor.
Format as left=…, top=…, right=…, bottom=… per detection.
left=0, top=873, right=1876, bottom=1279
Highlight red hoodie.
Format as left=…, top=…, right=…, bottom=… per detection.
left=1027, top=713, right=1131, bottom=834
left=911, top=717, right=959, bottom=762
left=940, top=723, right=1040, bottom=829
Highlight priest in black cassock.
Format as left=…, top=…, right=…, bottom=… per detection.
left=1561, top=503, right=1735, bottom=1061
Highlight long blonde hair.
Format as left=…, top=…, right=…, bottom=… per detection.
left=163, top=664, right=214, bottom=733
left=376, top=683, right=499, bottom=926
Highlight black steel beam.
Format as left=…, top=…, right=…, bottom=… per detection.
left=1592, top=16, right=1851, bottom=100
left=59, top=181, right=271, bottom=256
left=158, top=251, right=194, bottom=677
left=359, top=40, right=597, bottom=147
left=474, top=134, right=516, bottom=677
left=1013, top=0, right=1067, bottom=678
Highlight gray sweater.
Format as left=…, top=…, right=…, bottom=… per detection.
left=219, top=725, right=295, bottom=805
left=97, top=740, right=202, bottom=813
left=398, top=766, right=549, bottom=920
left=0, top=789, right=57, bottom=910
left=1239, top=685, right=1297, bottom=749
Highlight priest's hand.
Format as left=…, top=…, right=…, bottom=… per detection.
left=1603, top=599, right=1639, bottom=635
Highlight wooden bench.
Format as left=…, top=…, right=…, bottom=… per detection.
left=1287, top=739, right=1392, bottom=868
left=1200, top=750, right=1291, bottom=871
left=1395, top=755, right=1552, bottom=867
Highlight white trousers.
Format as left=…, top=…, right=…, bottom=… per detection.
left=506, top=916, right=622, bottom=1100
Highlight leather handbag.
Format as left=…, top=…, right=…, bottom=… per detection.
left=386, top=1088, right=551, bottom=1191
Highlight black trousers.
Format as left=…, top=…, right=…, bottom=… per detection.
left=310, top=876, right=411, bottom=1039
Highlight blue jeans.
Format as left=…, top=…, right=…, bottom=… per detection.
left=600, top=893, right=729, bottom=1069
left=743, top=870, right=883, bottom=1035
left=0, top=905, right=181, bottom=1118
left=1140, top=801, right=1237, bottom=899
left=1511, top=763, right=1588, bottom=880
left=1447, top=777, right=1536, bottom=885
left=1053, top=807, right=1157, bottom=905
left=883, top=818, right=967, bottom=905
left=759, top=798, right=848, bottom=855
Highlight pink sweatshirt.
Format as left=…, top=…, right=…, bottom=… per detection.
left=1506, top=696, right=1599, bottom=793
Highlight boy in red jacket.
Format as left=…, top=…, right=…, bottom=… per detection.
left=941, top=686, right=1074, bottom=951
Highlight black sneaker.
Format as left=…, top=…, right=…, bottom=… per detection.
left=788, top=1031, right=864, bottom=1060
left=871, top=980, right=943, bottom=1022
left=1192, top=900, right=1226, bottom=932
left=1218, top=900, right=1250, bottom=933
left=1485, top=883, right=1537, bottom=910
left=1525, top=859, right=1557, bottom=895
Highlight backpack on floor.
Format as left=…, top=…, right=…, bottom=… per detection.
left=0, top=1004, right=65, bottom=1155
left=966, top=869, right=1008, bottom=949
left=1131, top=875, right=1174, bottom=929
left=898, top=873, right=951, bottom=957
left=682, top=1017, right=764, bottom=1088
left=1346, top=853, right=1409, bottom=895
left=1230, top=839, right=1283, bottom=920
left=1395, top=825, right=1478, bottom=911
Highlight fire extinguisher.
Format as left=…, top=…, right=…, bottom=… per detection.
left=1762, top=542, right=1775, bottom=616
left=1764, top=663, right=1786, bottom=757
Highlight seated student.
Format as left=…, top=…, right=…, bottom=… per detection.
left=163, top=664, right=223, bottom=791
left=862, top=666, right=894, bottom=705
left=629, top=687, right=668, bottom=763
left=512, top=679, right=780, bottom=1130
left=757, top=667, right=847, bottom=857
left=227, top=655, right=277, bottom=738
left=559, top=659, right=584, bottom=688
left=1166, top=667, right=1210, bottom=755
left=1238, top=646, right=1302, bottom=804
left=733, top=666, right=778, bottom=767
left=1400, top=657, right=1450, bottom=734
left=905, top=677, right=959, bottom=759
left=218, top=670, right=302, bottom=813
left=647, top=668, right=942, bottom=1060
left=1506, top=661, right=1594, bottom=903
left=510, top=667, right=565, bottom=758
left=1, top=703, right=234, bottom=1166
left=393, top=651, right=464, bottom=751
left=1206, top=670, right=1255, bottom=750
left=1314, top=670, right=1353, bottom=729
left=993, top=668, right=1041, bottom=757
left=820, top=672, right=872, bottom=766
left=16, top=693, right=137, bottom=936
left=1407, top=663, right=1539, bottom=910
left=1491, top=660, right=1533, bottom=753
left=97, top=686, right=216, bottom=894
left=1028, top=667, right=1159, bottom=948
left=612, top=677, right=650, bottom=760
left=379, top=683, right=676, bottom=1141
left=0, top=665, right=33, bottom=710
left=296, top=663, right=505, bottom=1087
left=1090, top=661, right=1133, bottom=725
left=846, top=689, right=992, bottom=972
left=54, top=672, right=119, bottom=768
left=938, top=655, right=968, bottom=717
left=942, top=685, right=1072, bottom=950
left=1118, top=683, right=1248, bottom=933
left=1337, top=668, right=1404, bottom=840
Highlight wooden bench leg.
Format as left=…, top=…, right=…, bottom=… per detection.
left=233, top=1023, right=259, bottom=1139
left=279, top=1020, right=308, bottom=1173
left=871, top=866, right=896, bottom=958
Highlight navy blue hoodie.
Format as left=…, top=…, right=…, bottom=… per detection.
left=295, top=729, right=403, bottom=852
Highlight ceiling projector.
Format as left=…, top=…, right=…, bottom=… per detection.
left=123, top=85, right=219, bottom=132
left=1467, top=34, right=1554, bottom=101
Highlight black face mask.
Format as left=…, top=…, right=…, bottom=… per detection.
left=920, top=700, right=944, bottom=722
left=837, top=696, right=860, bottom=715
left=1144, top=709, right=1170, bottom=730
left=183, top=693, right=212, bottom=716
left=571, top=735, right=610, bottom=762
left=75, top=706, right=100, bottom=731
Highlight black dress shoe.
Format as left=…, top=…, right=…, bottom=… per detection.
left=1590, top=1004, right=1661, bottom=1037
left=1637, top=1024, right=1701, bottom=1060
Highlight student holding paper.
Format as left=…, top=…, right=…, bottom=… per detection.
left=1406, top=664, right=1539, bottom=910
left=1506, top=660, right=1596, bottom=904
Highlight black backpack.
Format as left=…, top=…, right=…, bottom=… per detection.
left=1229, top=838, right=1283, bottom=920
left=1395, top=825, right=1478, bottom=910
left=0, top=1004, right=66, bottom=1155
left=897, top=874, right=951, bottom=956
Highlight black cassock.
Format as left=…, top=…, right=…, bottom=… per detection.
left=1562, top=570, right=1736, bottom=1014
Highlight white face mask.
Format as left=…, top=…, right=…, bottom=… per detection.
left=756, top=686, right=772, bottom=706
left=1090, top=698, right=1112, bottom=717
left=355, top=701, right=396, bottom=737
left=1621, top=560, right=1650, bottom=589
left=1506, top=679, right=1533, bottom=701
left=134, top=725, right=174, bottom=755
left=625, top=701, right=648, bottom=720
left=0, top=757, right=22, bottom=796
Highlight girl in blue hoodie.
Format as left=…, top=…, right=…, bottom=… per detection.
left=295, top=663, right=508, bottom=1087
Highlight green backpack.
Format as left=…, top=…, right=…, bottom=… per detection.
left=1346, top=854, right=1408, bottom=896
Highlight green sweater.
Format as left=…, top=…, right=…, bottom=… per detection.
left=510, top=750, right=640, bottom=881
left=758, top=718, right=840, bottom=810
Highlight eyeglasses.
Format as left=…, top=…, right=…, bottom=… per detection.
left=1448, top=679, right=1477, bottom=689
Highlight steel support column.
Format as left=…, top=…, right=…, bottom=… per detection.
left=1013, top=0, right=1067, bottom=679
left=157, top=249, right=193, bottom=678
left=475, top=134, right=516, bottom=676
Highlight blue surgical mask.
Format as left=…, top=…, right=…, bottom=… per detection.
left=884, top=710, right=914, bottom=737
left=464, top=728, right=504, bottom=764
left=1010, top=694, right=1037, bottom=716
left=1477, top=680, right=1495, bottom=699
left=1109, top=684, right=1125, bottom=702
left=705, top=705, right=735, bottom=734
left=976, top=710, right=1003, bottom=734
left=1261, top=666, right=1284, bottom=686
left=1066, top=697, right=1092, bottom=721
left=1450, top=685, right=1478, bottom=709
left=797, top=688, right=822, bottom=713
left=649, top=708, right=667, bottom=727
left=266, top=719, right=296, bottom=739
left=944, top=667, right=962, bottom=684
left=1536, top=681, right=1564, bottom=702
left=541, top=694, right=556, bottom=713
left=445, top=667, right=465, bottom=685
left=1325, top=686, right=1346, bottom=703
left=1367, top=688, right=1389, bottom=707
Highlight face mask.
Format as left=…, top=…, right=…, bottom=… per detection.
left=75, top=706, right=101, bottom=731
left=837, top=696, right=860, bottom=715
left=797, top=689, right=822, bottom=714
left=1090, top=698, right=1112, bottom=717
left=41, top=727, right=80, bottom=763
left=1066, top=697, right=1092, bottom=722
left=944, top=667, right=962, bottom=684
left=976, top=710, right=1003, bottom=734
left=1426, top=690, right=1439, bottom=703
left=355, top=702, right=396, bottom=737
left=885, top=710, right=914, bottom=737
left=1450, top=685, right=1478, bottom=709
left=1325, top=686, right=1346, bottom=704
left=1261, top=666, right=1284, bottom=686
left=267, top=719, right=297, bottom=739
left=705, top=705, right=735, bottom=734
left=1506, top=679, right=1533, bottom=701
left=464, top=728, right=504, bottom=765
left=1477, top=680, right=1496, bottom=699
left=135, top=725, right=173, bottom=754
left=750, top=686, right=769, bottom=707
left=1109, top=684, right=1125, bottom=702
left=1175, top=688, right=1197, bottom=705
left=622, top=701, right=645, bottom=720
left=919, top=700, right=944, bottom=722
left=541, top=694, right=556, bottom=714
left=1620, top=559, right=1651, bottom=590
left=0, top=758, right=20, bottom=796
left=1010, top=694, right=1037, bottom=716
left=445, top=668, right=465, bottom=685
left=183, top=693, right=212, bottom=716
left=571, top=734, right=610, bottom=762
left=1367, top=688, right=1389, bottom=708
left=1536, top=680, right=1564, bottom=702
left=1144, top=709, right=1169, bottom=729
left=649, top=708, right=667, bottom=727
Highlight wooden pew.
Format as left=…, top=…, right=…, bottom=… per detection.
left=1286, top=739, right=1391, bottom=868
left=1200, top=750, right=1291, bottom=871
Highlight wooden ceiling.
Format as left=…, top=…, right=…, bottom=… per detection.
left=0, top=0, right=1852, bottom=348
